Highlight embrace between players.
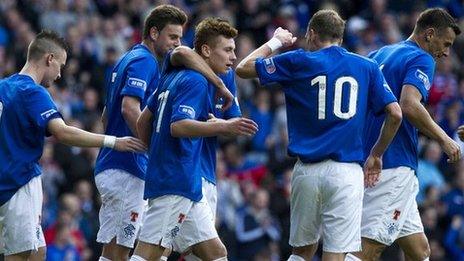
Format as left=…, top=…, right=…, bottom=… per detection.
left=0, top=3, right=462, bottom=261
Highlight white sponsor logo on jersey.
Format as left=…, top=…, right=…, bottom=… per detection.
left=40, top=109, right=58, bottom=120
left=415, top=69, right=430, bottom=90
left=179, top=105, right=196, bottom=119
left=127, top=77, right=147, bottom=91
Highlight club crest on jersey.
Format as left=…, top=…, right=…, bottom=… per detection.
left=387, top=223, right=399, bottom=235
left=123, top=224, right=136, bottom=238
left=264, top=58, right=276, bottom=74
left=178, top=105, right=196, bottom=119
left=127, top=77, right=147, bottom=91
left=393, top=209, right=401, bottom=220
left=169, top=225, right=180, bottom=239
left=40, top=109, right=58, bottom=120
left=415, top=69, right=430, bottom=90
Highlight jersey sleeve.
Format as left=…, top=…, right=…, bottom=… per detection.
left=403, top=53, right=435, bottom=102
left=222, top=70, right=242, bottom=119
left=23, top=86, right=62, bottom=131
left=120, top=56, right=156, bottom=100
left=368, top=64, right=398, bottom=115
left=255, top=50, right=301, bottom=85
left=146, top=91, right=158, bottom=114
left=171, top=73, right=208, bottom=123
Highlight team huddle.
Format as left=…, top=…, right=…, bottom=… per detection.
left=0, top=3, right=462, bottom=261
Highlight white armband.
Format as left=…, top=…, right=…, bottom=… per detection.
left=266, top=37, right=283, bottom=52
left=103, top=135, right=116, bottom=149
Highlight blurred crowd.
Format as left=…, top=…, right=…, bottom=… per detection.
left=1, top=0, right=464, bottom=260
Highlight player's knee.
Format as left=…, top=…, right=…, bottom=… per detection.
left=203, top=240, right=227, bottom=260
left=35, top=247, right=46, bottom=261
left=407, top=239, right=430, bottom=261
left=418, top=242, right=431, bottom=260
left=292, top=244, right=318, bottom=260
left=214, top=241, right=228, bottom=258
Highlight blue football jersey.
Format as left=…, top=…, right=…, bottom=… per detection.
left=0, top=74, right=62, bottom=205
left=202, top=69, right=242, bottom=184
left=144, top=69, right=209, bottom=202
left=95, top=44, right=159, bottom=180
left=364, top=40, right=435, bottom=170
left=255, top=47, right=397, bottom=164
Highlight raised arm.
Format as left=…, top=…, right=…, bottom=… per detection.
left=236, top=27, right=296, bottom=79
left=170, top=46, right=233, bottom=110
left=401, top=85, right=461, bottom=162
left=47, top=118, right=146, bottom=152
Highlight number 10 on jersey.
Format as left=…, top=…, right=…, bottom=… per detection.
left=311, top=75, right=358, bottom=120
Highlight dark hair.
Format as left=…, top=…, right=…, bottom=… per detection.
left=143, top=5, right=187, bottom=39
left=307, top=10, right=345, bottom=42
left=414, top=8, right=461, bottom=36
left=27, top=30, right=68, bottom=61
left=194, top=17, right=238, bottom=52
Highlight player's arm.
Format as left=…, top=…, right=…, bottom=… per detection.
left=370, top=102, right=403, bottom=156
left=121, top=96, right=141, bottom=137
left=136, top=107, right=154, bottom=146
left=236, top=27, right=296, bottom=79
left=47, top=118, right=146, bottom=152
left=364, top=102, right=402, bottom=187
left=400, top=85, right=460, bottom=162
left=171, top=117, right=258, bottom=138
left=170, top=46, right=234, bottom=110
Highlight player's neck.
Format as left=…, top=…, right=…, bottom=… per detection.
left=19, top=62, right=43, bottom=85
left=142, top=40, right=163, bottom=63
left=408, top=34, right=428, bottom=53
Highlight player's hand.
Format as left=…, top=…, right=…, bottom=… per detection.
left=457, top=125, right=464, bottom=141
left=114, top=137, right=147, bottom=152
left=273, top=27, right=297, bottom=48
left=440, top=136, right=461, bottom=163
left=214, top=81, right=234, bottom=112
left=224, top=117, right=258, bottom=137
left=363, top=154, right=382, bottom=188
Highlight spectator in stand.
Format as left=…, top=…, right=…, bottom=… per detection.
left=235, top=189, right=281, bottom=261
left=417, top=140, right=446, bottom=204
left=444, top=215, right=464, bottom=260
left=442, top=168, right=464, bottom=218
left=46, top=223, right=81, bottom=261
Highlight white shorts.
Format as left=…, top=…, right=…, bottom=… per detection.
left=172, top=178, right=217, bottom=253
left=0, top=176, right=46, bottom=256
left=95, top=169, right=146, bottom=248
left=361, top=167, right=423, bottom=246
left=139, top=193, right=217, bottom=252
left=289, top=160, right=364, bottom=253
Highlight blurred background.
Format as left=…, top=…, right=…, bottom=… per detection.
left=1, top=0, right=464, bottom=260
